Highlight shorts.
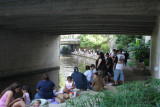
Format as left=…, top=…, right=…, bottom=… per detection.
left=98, top=70, right=105, bottom=78
left=113, top=69, right=124, bottom=81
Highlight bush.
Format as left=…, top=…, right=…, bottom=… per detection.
left=127, top=61, right=136, bottom=67
left=66, top=78, right=160, bottom=107
left=62, top=46, right=68, bottom=51
left=100, top=43, right=109, bottom=53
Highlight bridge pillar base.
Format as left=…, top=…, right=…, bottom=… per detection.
left=151, top=16, right=160, bottom=79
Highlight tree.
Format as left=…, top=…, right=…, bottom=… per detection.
left=78, top=34, right=112, bottom=52
left=115, top=35, right=142, bottom=50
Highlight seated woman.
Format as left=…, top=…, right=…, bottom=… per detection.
left=60, top=76, right=75, bottom=93
left=0, top=82, right=26, bottom=107
left=35, top=73, right=55, bottom=99
left=92, top=73, right=104, bottom=92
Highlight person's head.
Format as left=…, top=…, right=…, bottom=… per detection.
left=67, top=76, right=72, bottom=83
left=42, top=73, right=49, bottom=81
left=100, top=52, right=104, bottom=58
left=106, top=53, right=109, bottom=58
left=22, top=85, right=32, bottom=100
left=74, top=67, right=79, bottom=72
left=0, top=82, right=20, bottom=98
left=34, top=100, right=41, bottom=106
left=94, top=72, right=99, bottom=79
left=118, top=49, right=123, bottom=54
left=86, top=66, right=90, bottom=70
left=22, top=85, right=29, bottom=93
left=90, top=64, right=95, bottom=70
left=113, top=49, right=116, bottom=52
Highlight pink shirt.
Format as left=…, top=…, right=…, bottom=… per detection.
left=0, top=92, right=14, bottom=107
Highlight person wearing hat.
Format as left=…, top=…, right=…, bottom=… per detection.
left=71, top=67, right=85, bottom=90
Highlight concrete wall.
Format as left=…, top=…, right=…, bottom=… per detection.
left=151, top=17, right=160, bottom=79
left=0, top=30, right=60, bottom=78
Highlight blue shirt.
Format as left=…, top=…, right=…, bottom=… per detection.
left=71, top=72, right=85, bottom=89
left=36, top=80, right=55, bottom=99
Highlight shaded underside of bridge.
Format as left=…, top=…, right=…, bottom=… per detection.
left=0, top=0, right=160, bottom=80
left=0, top=0, right=159, bottom=35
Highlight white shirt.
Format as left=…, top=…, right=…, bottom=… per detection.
left=25, top=93, right=30, bottom=105
left=116, top=54, right=125, bottom=70
left=65, top=81, right=73, bottom=89
left=84, top=70, right=93, bottom=82
left=92, top=68, right=97, bottom=74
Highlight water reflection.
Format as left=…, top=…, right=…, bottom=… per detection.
left=59, top=54, right=95, bottom=88
left=0, top=54, right=95, bottom=98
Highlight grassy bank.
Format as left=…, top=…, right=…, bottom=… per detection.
left=66, top=78, right=160, bottom=107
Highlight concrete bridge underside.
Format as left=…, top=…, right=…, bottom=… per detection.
left=0, top=0, right=160, bottom=79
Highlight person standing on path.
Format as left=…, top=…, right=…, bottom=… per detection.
left=124, top=51, right=129, bottom=66
left=113, top=49, right=125, bottom=86
left=96, top=52, right=106, bottom=79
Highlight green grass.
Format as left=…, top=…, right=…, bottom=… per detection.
left=78, top=62, right=87, bottom=73
left=127, top=61, right=136, bottom=67
left=65, top=78, right=160, bottom=107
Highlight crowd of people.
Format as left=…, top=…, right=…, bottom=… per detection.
left=0, top=73, right=54, bottom=107
left=0, top=49, right=129, bottom=106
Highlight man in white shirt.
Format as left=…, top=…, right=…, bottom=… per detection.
left=91, top=64, right=97, bottom=74
left=113, top=49, right=125, bottom=86
left=84, top=66, right=93, bottom=90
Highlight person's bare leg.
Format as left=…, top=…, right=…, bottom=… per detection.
left=12, top=101, right=27, bottom=107
left=63, top=89, right=69, bottom=93
left=121, top=80, right=124, bottom=84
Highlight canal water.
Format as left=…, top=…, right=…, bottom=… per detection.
left=0, top=54, right=95, bottom=98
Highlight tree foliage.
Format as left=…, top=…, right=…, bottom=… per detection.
left=78, top=34, right=112, bottom=52
left=128, top=38, right=150, bottom=65
left=115, top=35, right=142, bottom=50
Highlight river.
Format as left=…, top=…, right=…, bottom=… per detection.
left=0, top=54, right=96, bottom=98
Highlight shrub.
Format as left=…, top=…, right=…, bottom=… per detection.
left=66, top=78, right=160, bottom=107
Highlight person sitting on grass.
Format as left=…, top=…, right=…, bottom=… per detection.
left=71, top=67, right=86, bottom=90
left=92, top=72, right=104, bottom=92
left=22, top=85, right=32, bottom=106
left=61, top=76, right=75, bottom=93
left=84, top=66, right=93, bottom=90
left=0, top=82, right=27, bottom=107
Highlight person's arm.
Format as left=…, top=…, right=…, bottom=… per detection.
left=118, top=61, right=124, bottom=64
left=72, top=82, right=75, bottom=89
left=5, top=91, right=13, bottom=107
left=97, top=59, right=102, bottom=68
left=6, top=91, right=21, bottom=107
left=23, top=93, right=26, bottom=104
left=113, top=62, right=116, bottom=70
left=8, top=98, right=22, bottom=107
left=36, top=81, right=40, bottom=92
left=65, top=84, right=68, bottom=90
left=51, top=81, right=55, bottom=90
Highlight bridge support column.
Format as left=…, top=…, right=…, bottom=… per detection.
left=151, top=16, right=160, bottom=79
left=0, top=30, right=60, bottom=78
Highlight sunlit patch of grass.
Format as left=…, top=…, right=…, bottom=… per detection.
left=78, top=62, right=87, bottom=73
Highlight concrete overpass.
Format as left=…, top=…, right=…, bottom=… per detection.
left=0, top=0, right=160, bottom=79
left=60, top=38, right=80, bottom=52
left=60, top=39, right=80, bottom=45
